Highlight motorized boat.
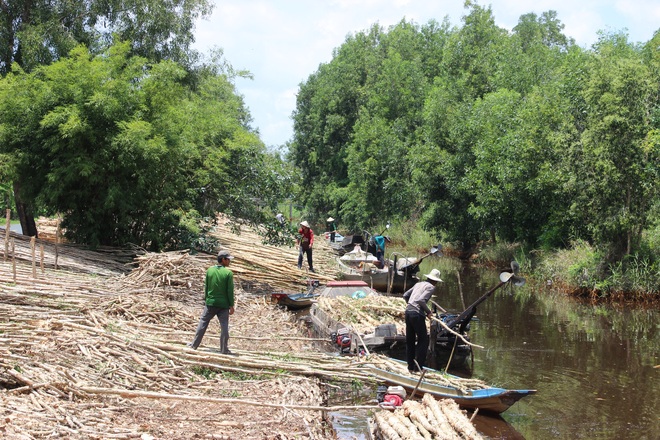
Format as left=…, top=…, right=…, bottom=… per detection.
left=271, top=280, right=320, bottom=310
left=364, top=357, right=536, bottom=414
left=336, top=244, right=441, bottom=294
left=307, top=280, right=407, bottom=353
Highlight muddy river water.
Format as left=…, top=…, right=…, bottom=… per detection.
left=424, top=262, right=658, bottom=439
left=327, top=260, right=659, bottom=439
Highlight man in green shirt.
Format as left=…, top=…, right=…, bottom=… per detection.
left=188, top=250, right=236, bottom=354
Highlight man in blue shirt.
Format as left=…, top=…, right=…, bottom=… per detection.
left=373, top=234, right=390, bottom=267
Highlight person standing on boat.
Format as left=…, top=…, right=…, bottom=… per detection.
left=402, top=268, right=443, bottom=373
left=373, top=234, right=390, bottom=267
left=188, top=250, right=236, bottom=354
left=297, top=220, right=315, bottom=273
left=326, top=217, right=337, bottom=242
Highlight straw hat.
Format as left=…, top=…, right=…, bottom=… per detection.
left=300, top=221, right=310, bottom=228
left=425, top=268, right=443, bottom=282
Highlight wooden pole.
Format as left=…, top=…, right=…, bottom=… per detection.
left=40, top=244, right=45, bottom=273
left=408, top=364, right=427, bottom=400
left=4, top=208, right=9, bottom=262
left=12, top=238, right=16, bottom=282
left=31, top=236, right=36, bottom=278
left=55, top=214, right=61, bottom=269
left=456, top=270, right=466, bottom=310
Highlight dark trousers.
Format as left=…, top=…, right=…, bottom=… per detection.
left=298, top=246, right=314, bottom=270
left=190, top=306, right=230, bottom=352
left=405, top=310, right=429, bottom=372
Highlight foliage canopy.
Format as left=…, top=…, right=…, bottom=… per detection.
left=290, top=2, right=660, bottom=263
left=0, top=42, right=291, bottom=249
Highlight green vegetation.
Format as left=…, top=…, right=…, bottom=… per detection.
left=289, top=3, right=659, bottom=299
left=220, top=370, right=275, bottom=381
left=191, top=366, right=218, bottom=380
left=0, top=2, right=658, bottom=299
left=0, top=0, right=293, bottom=249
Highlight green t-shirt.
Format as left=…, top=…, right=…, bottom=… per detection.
left=204, top=265, right=234, bottom=308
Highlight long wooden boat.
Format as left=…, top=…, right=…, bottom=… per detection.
left=336, top=247, right=420, bottom=294
left=307, top=281, right=408, bottom=352
left=366, top=362, right=536, bottom=414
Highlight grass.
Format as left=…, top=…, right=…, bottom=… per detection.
left=191, top=366, right=217, bottom=380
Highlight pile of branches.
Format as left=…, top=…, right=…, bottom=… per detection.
left=0, top=272, right=373, bottom=438
left=210, top=216, right=337, bottom=293
left=364, top=354, right=487, bottom=393
left=317, top=296, right=407, bottom=335
left=372, top=394, right=484, bottom=440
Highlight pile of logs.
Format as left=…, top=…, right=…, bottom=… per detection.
left=372, top=394, right=484, bottom=440
left=1, top=214, right=489, bottom=438
left=317, top=295, right=407, bottom=335
left=208, top=216, right=339, bottom=293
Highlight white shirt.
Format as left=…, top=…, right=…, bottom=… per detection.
left=403, top=281, right=435, bottom=316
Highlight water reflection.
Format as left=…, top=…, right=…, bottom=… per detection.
left=423, top=261, right=659, bottom=440
left=316, top=256, right=658, bottom=439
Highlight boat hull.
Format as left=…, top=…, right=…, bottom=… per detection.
left=272, top=292, right=319, bottom=310
left=367, top=364, right=536, bottom=414
left=337, top=259, right=418, bottom=294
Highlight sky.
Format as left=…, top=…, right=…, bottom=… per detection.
left=192, top=0, right=660, bottom=149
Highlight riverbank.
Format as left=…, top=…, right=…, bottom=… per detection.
left=1, top=219, right=487, bottom=439
left=469, top=240, right=660, bottom=304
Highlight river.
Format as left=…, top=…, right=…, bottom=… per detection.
left=417, top=260, right=659, bottom=439
left=324, top=257, right=658, bottom=439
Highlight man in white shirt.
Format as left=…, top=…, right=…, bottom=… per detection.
left=402, top=268, right=443, bottom=373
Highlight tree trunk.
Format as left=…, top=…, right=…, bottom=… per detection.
left=13, top=181, right=37, bottom=237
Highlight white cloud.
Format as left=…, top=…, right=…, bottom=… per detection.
left=193, top=0, right=659, bottom=148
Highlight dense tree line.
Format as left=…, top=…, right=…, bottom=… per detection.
left=0, top=0, right=293, bottom=250
left=290, top=3, right=660, bottom=263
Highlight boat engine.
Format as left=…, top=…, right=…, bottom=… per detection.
left=331, top=328, right=352, bottom=353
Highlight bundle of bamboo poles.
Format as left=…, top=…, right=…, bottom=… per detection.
left=210, top=216, right=339, bottom=293
left=120, top=250, right=209, bottom=291
left=372, top=394, right=484, bottom=440
left=363, top=354, right=487, bottom=393
left=316, top=295, right=407, bottom=335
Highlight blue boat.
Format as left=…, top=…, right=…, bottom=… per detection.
left=365, top=359, right=536, bottom=414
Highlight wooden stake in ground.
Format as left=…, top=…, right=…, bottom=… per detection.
left=4, top=208, right=9, bottom=262
left=40, top=244, right=45, bottom=273
left=12, top=238, right=16, bottom=282
left=30, top=236, right=36, bottom=278
left=55, top=214, right=61, bottom=269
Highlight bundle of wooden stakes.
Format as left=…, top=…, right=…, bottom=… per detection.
left=372, top=394, right=484, bottom=440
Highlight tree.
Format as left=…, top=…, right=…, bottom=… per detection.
left=571, top=32, right=657, bottom=258
left=0, top=0, right=213, bottom=236
left=0, top=42, right=285, bottom=250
